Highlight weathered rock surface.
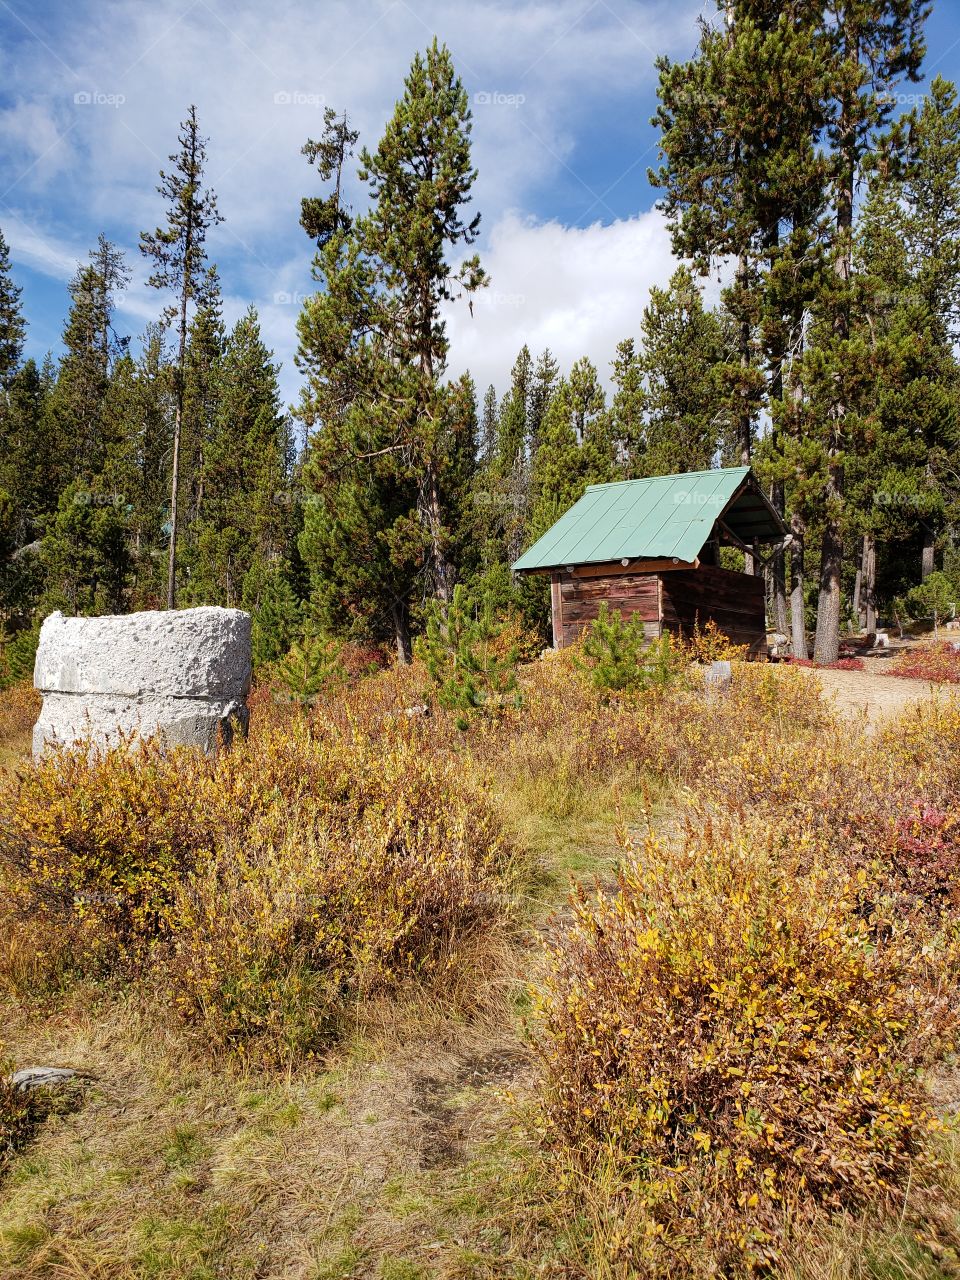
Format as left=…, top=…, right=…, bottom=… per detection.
left=33, top=607, right=251, bottom=758
left=10, top=1067, right=78, bottom=1092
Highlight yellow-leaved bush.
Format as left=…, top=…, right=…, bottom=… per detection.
left=529, top=691, right=960, bottom=1275
left=0, top=722, right=518, bottom=1061
left=0, top=1043, right=32, bottom=1170
left=532, top=822, right=955, bottom=1274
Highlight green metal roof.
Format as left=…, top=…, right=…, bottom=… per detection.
left=512, top=466, right=783, bottom=573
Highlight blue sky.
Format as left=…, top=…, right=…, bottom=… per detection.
left=2, top=0, right=960, bottom=407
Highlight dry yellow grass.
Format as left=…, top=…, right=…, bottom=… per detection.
left=2, top=666, right=960, bottom=1278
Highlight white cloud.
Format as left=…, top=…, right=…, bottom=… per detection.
left=3, top=219, right=83, bottom=279
left=444, top=208, right=679, bottom=394
left=0, top=0, right=710, bottom=404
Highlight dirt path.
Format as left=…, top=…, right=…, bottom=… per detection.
left=792, top=660, right=952, bottom=727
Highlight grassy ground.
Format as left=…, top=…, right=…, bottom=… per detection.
left=2, top=663, right=960, bottom=1279
left=0, top=749, right=631, bottom=1280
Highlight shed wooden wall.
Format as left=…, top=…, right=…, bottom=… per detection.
left=550, top=563, right=766, bottom=656
left=551, top=569, right=661, bottom=650
left=659, top=564, right=766, bottom=656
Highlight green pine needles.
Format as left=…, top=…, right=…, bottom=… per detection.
left=579, top=603, right=678, bottom=696
left=420, top=584, right=521, bottom=729
left=275, top=631, right=347, bottom=706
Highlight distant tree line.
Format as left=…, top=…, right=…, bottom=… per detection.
left=2, top=2, right=960, bottom=673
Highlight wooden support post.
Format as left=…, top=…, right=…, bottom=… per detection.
left=550, top=574, right=563, bottom=649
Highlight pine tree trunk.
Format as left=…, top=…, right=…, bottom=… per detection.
left=813, top=53, right=855, bottom=666
left=423, top=464, right=454, bottom=602
left=922, top=528, right=935, bottom=579
left=813, top=467, right=843, bottom=664
left=790, top=512, right=808, bottom=659
left=393, top=602, right=412, bottom=665
left=167, top=189, right=194, bottom=611
left=863, top=533, right=876, bottom=632
left=736, top=248, right=755, bottom=577
left=166, top=401, right=182, bottom=610
left=770, top=479, right=788, bottom=633
left=852, top=537, right=863, bottom=628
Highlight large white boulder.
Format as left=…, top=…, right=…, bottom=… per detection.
left=33, top=607, right=252, bottom=758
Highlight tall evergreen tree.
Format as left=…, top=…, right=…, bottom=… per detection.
left=803, top=0, right=928, bottom=661
left=636, top=266, right=731, bottom=476
left=297, top=44, right=486, bottom=657
left=189, top=307, right=293, bottom=609
left=479, top=383, right=498, bottom=466
left=528, top=359, right=613, bottom=543
left=49, top=239, right=130, bottom=482
left=301, top=108, right=359, bottom=247
left=496, top=345, right=531, bottom=471
left=527, top=347, right=559, bottom=458
left=140, top=104, right=223, bottom=609
left=180, top=267, right=225, bottom=535
left=0, top=228, right=25, bottom=393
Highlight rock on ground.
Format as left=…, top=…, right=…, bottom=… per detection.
left=33, top=607, right=251, bottom=758
left=10, top=1067, right=78, bottom=1092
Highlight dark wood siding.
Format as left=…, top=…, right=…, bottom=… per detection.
left=659, top=564, right=766, bottom=656
left=552, top=570, right=661, bottom=649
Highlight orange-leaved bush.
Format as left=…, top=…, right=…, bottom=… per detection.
left=0, top=681, right=39, bottom=755
left=532, top=823, right=954, bottom=1274
left=164, top=732, right=517, bottom=1058
left=0, top=722, right=518, bottom=1060
left=0, top=1045, right=32, bottom=1170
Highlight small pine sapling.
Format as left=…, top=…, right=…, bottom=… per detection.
left=908, top=571, right=956, bottom=636
left=420, top=584, right=521, bottom=728
left=276, top=630, right=347, bottom=705
left=579, top=602, right=680, bottom=695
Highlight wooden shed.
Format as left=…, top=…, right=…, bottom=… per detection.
left=512, top=466, right=787, bottom=656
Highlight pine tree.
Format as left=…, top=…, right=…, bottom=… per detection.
left=610, top=339, right=646, bottom=475
left=301, top=108, right=359, bottom=247
left=124, top=328, right=175, bottom=607
left=903, top=77, right=960, bottom=340
left=527, top=347, right=559, bottom=457
left=189, top=307, right=293, bottom=608
left=297, top=45, right=486, bottom=658
left=636, top=266, right=731, bottom=476
left=479, top=384, right=498, bottom=466
left=355, top=39, right=486, bottom=602
left=40, top=478, right=131, bottom=615
left=496, top=345, right=531, bottom=471
left=1, top=360, right=51, bottom=550
left=528, top=362, right=613, bottom=542
left=49, top=238, right=130, bottom=482
left=800, top=1, right=928, bottom=662
left=0, top=227, right=25, bottom=392
left=140, top=105, right=223, bottom=608
left=0, top=358, right=53, bottom=616
left=653, top=1, right=830, bottom=636
left=420, top=582, right=520, bottom=728
left=180, top=267, right=225, bottom=536
left=840, top=87, right=960, bottom=625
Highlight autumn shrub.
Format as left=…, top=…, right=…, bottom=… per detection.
left=0, top=742, right=231, bottom=974
left=676, top=617, right=749, bottom=664
left=532, top=824, right=954, bottom=1275
left=884, top=641, right=960, bottom=683
left=0, top=718, right=519, bottom=1060
left=696, top=692, right=960, bottom=923
left=166, top=735, right=515, bottom=1060
left=0, top=1051, right=32, bottom=1170
left=0, top=680, right=39, bottom=747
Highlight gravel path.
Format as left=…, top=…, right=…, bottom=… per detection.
left=792, top=658, right=953, bottom=727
